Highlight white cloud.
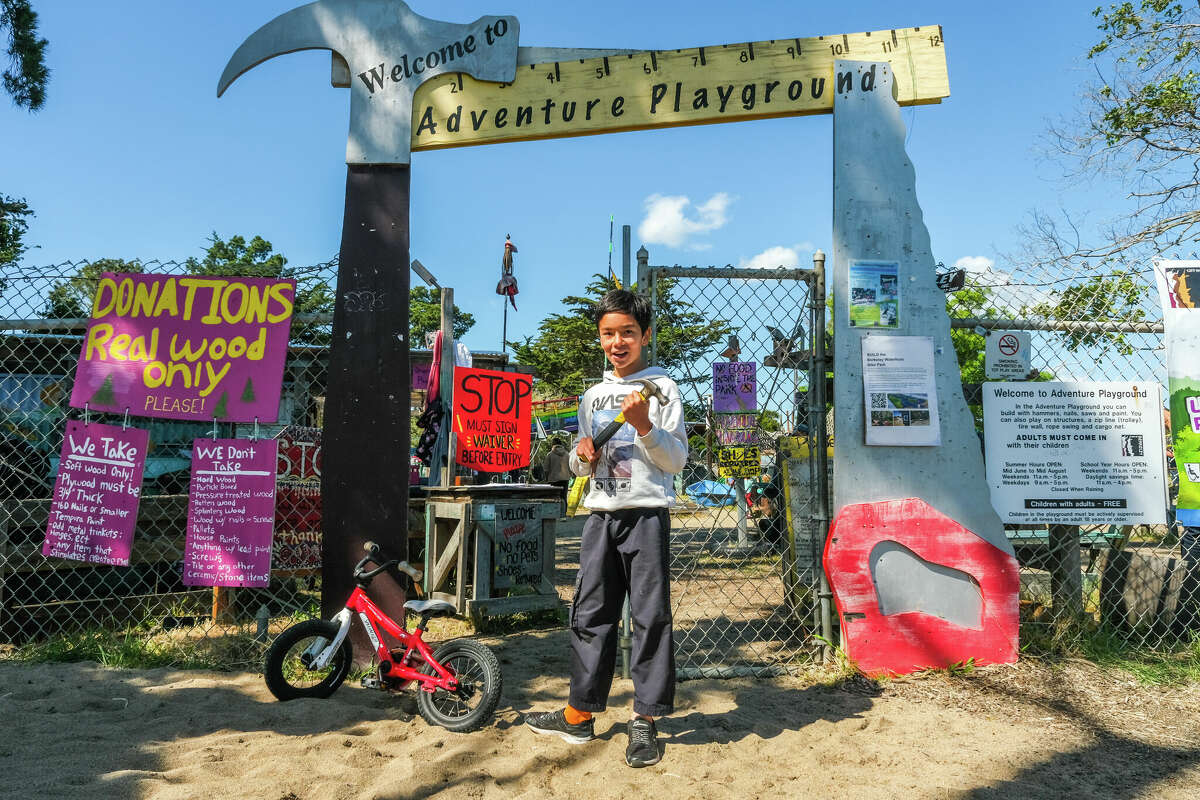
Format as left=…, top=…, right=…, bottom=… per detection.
left=638, top=192, right=732, bottom=249
left=954, top=255, right=994, bottom=274
left=953, top=255, right=1052, bottom=311
left=739, top=245, right=804, bottom=270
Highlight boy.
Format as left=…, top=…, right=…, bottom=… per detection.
left=525, top=289, right=688, bottom=768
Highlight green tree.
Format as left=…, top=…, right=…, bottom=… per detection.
left=410, top=285, right=475, bottom=344
left=186, top=232, right=334, bottom=343
left=41, top=257, right=144, bottom=318
left=1, top=0, right=48, bottom=111
left=510, top=274, right=733, bottom=397
left=1024, top=2, right=1200, bottom=273
left=0, top=194, right=33, bottom=296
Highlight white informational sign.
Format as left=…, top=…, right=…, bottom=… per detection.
left=982, top=381, right=1167, bottom=525
left=862, top=335, right=941, bottom=446
left=985, top=331, right=1031, bottom=380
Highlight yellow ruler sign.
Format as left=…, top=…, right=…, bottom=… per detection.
left=407, top=25, right=948, bottom=151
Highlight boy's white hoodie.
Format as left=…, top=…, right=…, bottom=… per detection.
left=569, top=366, right=688, bottom=510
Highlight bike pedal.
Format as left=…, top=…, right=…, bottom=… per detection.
left=360, top=676, right=384, bottom=690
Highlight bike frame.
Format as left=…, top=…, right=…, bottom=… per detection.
left=314, top=588, right=458, bottom=692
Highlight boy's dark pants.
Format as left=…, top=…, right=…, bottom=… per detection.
left=569, top=507, right=675, bottom=717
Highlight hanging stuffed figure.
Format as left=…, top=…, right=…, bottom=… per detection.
left=496, top=234, right=519, bottom=310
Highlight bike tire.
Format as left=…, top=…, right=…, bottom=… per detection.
left=416, top=638, right=502, bottom=732
left=263, top=619, right=351, bottom=701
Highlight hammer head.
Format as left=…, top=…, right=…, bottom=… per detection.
left=218, top=0, right=520, bottom=165
left=631, top=378, right=669, bottom=406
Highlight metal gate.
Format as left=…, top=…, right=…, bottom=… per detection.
left=646, top=261, right=830, bottom=676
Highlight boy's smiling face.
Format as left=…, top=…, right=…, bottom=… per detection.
left=598, top=311, right=651, bottom=377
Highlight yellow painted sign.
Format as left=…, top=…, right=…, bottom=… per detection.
left=717, top=445, right=762, bottom=479
left=404, top=26, right=948, bottom=151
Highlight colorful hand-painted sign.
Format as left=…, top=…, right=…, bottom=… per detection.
left=714, top=412, right=758, bottom=446
left=453, top=366, right=532, bottom=472
left=273, top=425, right=322, bottom=571
left=183, top=438, right=278, bottom=587
left=713, top=361, right=757, bottom=412
left=69, top=273, right=294, bottom=422
left=43, top=420, right=147, bottom=566
left=716, top=445, right=761, bottom=479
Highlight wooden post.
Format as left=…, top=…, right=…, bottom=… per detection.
left=1049, top=524, right=1083, bottom=623
left=437, top=289, right=456, bottom=488
left=320, top=165, right=412, bottom=642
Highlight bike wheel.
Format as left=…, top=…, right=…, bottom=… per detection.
left=416, top=638, right=502, bottom=732
left=263, top=619, right=351, bottom=701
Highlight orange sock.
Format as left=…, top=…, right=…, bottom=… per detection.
left=564, top=705, right=593, bottom=724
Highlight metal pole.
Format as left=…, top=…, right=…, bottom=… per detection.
left=810, top=249, right=834, bottom=656
left=502, top=302, right=508, bottom=354
left=622, top=225, right=632, bottom=289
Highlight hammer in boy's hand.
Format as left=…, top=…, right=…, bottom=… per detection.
left=581, top=379, right=669, bottom=461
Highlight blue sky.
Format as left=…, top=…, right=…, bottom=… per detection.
left=3, top=1, right=1114, bottom=353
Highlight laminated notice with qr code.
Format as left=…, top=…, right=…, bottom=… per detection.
left=861, top=335, right=941, bottom=447
left=981, top=381, right=1167, bottom=525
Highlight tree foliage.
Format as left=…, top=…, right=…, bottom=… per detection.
left=1024, top=2, right=1200, bottom=270
left=410, top=285, right=475, bottom=344
left=0, top=193, right=32, bottom=267
left=510, top=274, right=733, bottom=398
left=186, top=232, right=334, bottom=343
left=41, top=257, right=144, bottom=318
left=1, top=0, right=48, bottom=111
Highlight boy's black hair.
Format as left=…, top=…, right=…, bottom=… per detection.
left=593, top=289, right=652, bottom=332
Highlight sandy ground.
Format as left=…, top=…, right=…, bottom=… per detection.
left=4, top=513, right=1200, bottom=799
left=3, top=640, right=1200, bottom=799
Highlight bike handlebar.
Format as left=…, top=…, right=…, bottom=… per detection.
left=361, top=540, right=423, bottom=582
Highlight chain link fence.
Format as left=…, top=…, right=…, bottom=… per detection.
left=646, top=263, right=829, bottom=677
left=0, top=259, right=337, bottom=666
left=2, top=252, right=1193, bottom=672
left=946, top=258, right=1195, bottom=652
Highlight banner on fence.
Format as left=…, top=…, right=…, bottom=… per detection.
left=713, top=361, right=757, bottom=412
left=273, top=425, right=322, bottom=571
left=43, top=420, right=147, bottom=566
left=183, top=437, right=278, bottom=587
left=69, top=273, right=295, bottom=422
left=531, top=396, right=579, bottom=436
left=453, top=366, right=532, bottom=472
left=716, top=445, right=761, bottom=479
left=1155, top=259, right=1200, bottom=526
left=982, top=381, right=1167, bottom=525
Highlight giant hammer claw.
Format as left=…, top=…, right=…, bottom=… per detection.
left=218, top=0, right=519, bottom=165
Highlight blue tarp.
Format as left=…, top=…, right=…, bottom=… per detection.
left=685, top=479, right=736, bottom=507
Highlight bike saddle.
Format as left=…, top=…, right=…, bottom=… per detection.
left=404, top=598, right=457, bottom=617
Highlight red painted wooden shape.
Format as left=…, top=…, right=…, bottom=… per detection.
left=824, top=498, right=1019, bottom=676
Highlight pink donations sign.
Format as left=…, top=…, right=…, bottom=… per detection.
left=183, top=438, right=278, bottom=588
left=69, top=273, right=294, bottom=422
left=43, top=420, right=147, bottom=566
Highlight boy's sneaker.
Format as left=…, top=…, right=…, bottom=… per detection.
left=525, top=709, right=595, bottom=744
left=625, top=717, right=661, bottom=767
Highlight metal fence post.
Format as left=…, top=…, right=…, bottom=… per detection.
left=810, top=249, right=834, bottom=655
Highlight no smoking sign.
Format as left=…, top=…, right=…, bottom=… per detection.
left=985, top=330, right=1032, bottom=379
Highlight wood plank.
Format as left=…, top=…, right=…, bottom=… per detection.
left=466, top=593, right=561, bottom=618
left=410, top=26, right=949, bottom=152
left=429, top=523, right=462, bottom=593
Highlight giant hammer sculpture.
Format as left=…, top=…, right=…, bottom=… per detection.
left=219, top=1, right=629, bottom=637
left=218, top=0, right=521, bottom=630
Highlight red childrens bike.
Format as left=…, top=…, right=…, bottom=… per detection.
left=263, top=541, right=502, bottom=732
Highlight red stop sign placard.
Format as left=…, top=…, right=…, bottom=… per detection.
left=452, top=367, right=533, bottom=472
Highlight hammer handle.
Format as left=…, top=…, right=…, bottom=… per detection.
left=591, top=413, right=628, bottom=452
